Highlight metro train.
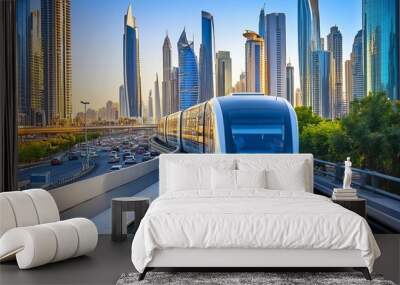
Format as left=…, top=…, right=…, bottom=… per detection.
left=156, top=94, right=299, bottom=153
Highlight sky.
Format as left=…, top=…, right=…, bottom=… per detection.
left=71, top=0, right=362, bottom=114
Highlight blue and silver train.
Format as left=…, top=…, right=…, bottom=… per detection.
left=156, top=94, right=299, bottom=153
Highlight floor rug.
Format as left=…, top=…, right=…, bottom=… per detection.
left=116, top=271, right=395, bottom=285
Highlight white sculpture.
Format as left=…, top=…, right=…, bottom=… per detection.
left=343, top=157, right=352, bottom=190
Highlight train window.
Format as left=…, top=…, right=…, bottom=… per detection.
left=231, top=123, right=285, bottom=153
left=223, top=106, right=292, bottom=153
left=204, top=104, right=214, bottom=153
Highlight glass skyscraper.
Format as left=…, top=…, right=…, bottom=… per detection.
left=123, top=4, right=142, bottom=118
left=216, top=51, right=232, bottom=97
left=298, top=0, right=312, bottom=107
left=327, top=26, right=344, bottom=118
left=351, top=30, right=364, bottom=101
left=266, top=13, right=287, bottom=99
left=177, top=29, right=199, bottom=110
left=243, top=30, right=265, bottom=94
left=363, top=0, right=399, bottom=100
left=162, top=34, right=172, bottom=116
left=286, top=63, right=294, bottom=106
left=311, top=50, right=331, bottom=119
left=41, top=0, right=72, bottom=125
left=199, top=11, right=215, bottom=103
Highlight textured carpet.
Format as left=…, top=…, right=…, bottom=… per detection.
left=116, top=271, right=395, bottom=285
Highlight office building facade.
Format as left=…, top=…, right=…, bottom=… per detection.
left=363, top=0, right=399, bottom=100
left=41, top=0, right=72, bottom=125
left=286, top=63, right=294, bottom=106
left=216, top=51, right=232, bottom=97
left=123, top=4, right=142, bottom=118
left=177, top=29, right=199, bottom=110
left=327, top=26, right=344, bottom=118
left=198, top=11, right=215, bottom=103
left=154, top=74, right=161, bottom=121
left=345, top=59, right=353, bottom=111
left=243, top=30, right=265, bottom=93
left=266, top=13, right=286, bottom=98
left=162, top=34, right=172, bottom=116
left=351, top=30, right=364, bottom=101
left=311, top=50, right=331, bottom=119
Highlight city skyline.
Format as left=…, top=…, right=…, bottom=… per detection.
left=71, top=0, right=362, bottom=114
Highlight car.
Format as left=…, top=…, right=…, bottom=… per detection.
left=110, top=165, right=122, bottom=171
left=124, top=157, right=136, bottom=165
left=68, top=152, right=79, bottom=160
left=51, top=157, right=63, bottom=165
left=135, top=146, right=145, bottom=155
left=143, top=152, right=151, bottom=161
left=111, top=145, right=119, bottom=152
left=123, top=152, right=132, bottom=158
left=150, top=150, right=160, bottom=157
left=108, top=156, right=120, bottom=163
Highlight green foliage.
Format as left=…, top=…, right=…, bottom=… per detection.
left=296, top=92, right=400, bottom=176
left=18, top=132, right=101, bottom=164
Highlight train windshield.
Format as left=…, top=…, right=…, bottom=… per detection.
left=231, top=123, right=285, bottom=153
left=222, top=105, right=292, bottom=153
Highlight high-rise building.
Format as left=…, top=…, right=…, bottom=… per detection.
left=320, top=37, right=324, bottom=50
left=345, top=59, right=352, bottom=112
left=123, top=4, right=142, bottom=118
left=310, top=0, right=321, bottom=50
left=233, top=72, right=246, bottom=93
left=198, top=11, right=215, bottom=103
left=148, top=90, right=153, bottom=119
left=266, top=13, right=286, bottom=98
left=351, top=30, right=364, bottom=101
left=311, top=50, right=332, bottom=119
left=298, top=0, right=312, bottom=107
left=41, top=0, right=72, bottom=125
left=154, top=74, right=161, bottom=121
left=170, top=67, right=179, bottom=113
left=177, top=29, right=199, bottom=110
left=327, top=26, right=344, bottom=118
left=363, top=0, right=399, bottom=100
left=243, top=30, right=265, bottom=93
left=258, top=6, right=266, bottom=38
left=216, top=51, right=232, bottom=97
left=295, top=88, right=303, bottom=107
left=258, top=7, right=269, bottom=95
left=29, top=9, right=45, bottom=126
left=286, top=63, right=294, bottom=105
left=119, top=85, right=128, bottom=117
left=162, top=34, right=172, bottom=116
left=17, top=0, right=30, bottom=125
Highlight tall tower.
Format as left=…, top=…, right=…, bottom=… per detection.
left=29, top=9, right=45, bottom=126
left=123, top=4, right=142, bottom=118
left=162, top=34, right=172, bottom=115
left=177, top=29, right=199, bottom=110
left=198, top=11, right=215, bottom=103
left=298, top=0, right=312, bottom=107
left=17, top=0, right=30, bottom=125
left=327, top=25, right=343, bottom=118
left=309, top=0, right=321, bottom=50
left=286, top=62, right=294, bottom=105
left=154, top=73, right=161, bottom=121
left=258, top=6, right=269, bottom=95
left=243, top=30, right=265, bottom=93
left=170, top=67, right=180, bottom=113
left=345, top=59, right=352, bottom=112
left=311, top=50, right=332, bottom=119
left=266, top=13, right=286, bottom=98
left=41, top=0, right=72, bottom=125
left=215, top=51, right=232, bottom=97
left=363, top=0, right=399, bottom=100
left=351, top=30, right=364, bottom=101
left=119, top=85, right=128, bottom=117
left=148, top=90, right=153, bottom=119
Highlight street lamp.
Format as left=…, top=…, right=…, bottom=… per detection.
left=80, top=101, right=90, bottom=169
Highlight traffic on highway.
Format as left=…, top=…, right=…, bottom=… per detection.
left=18, top=132, right=160, bottom=190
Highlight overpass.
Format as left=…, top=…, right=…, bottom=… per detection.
left=18, top=124, right=157, bottom=136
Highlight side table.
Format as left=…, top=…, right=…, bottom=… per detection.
left=332, top=198, right=366, bottom=218
left=111, top=197, right=150, bottom=242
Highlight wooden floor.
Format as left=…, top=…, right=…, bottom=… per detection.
left=1, top=235, right=398, bottom=285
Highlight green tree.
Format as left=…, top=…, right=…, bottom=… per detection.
left=295, top=106, right=322, bottom=134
